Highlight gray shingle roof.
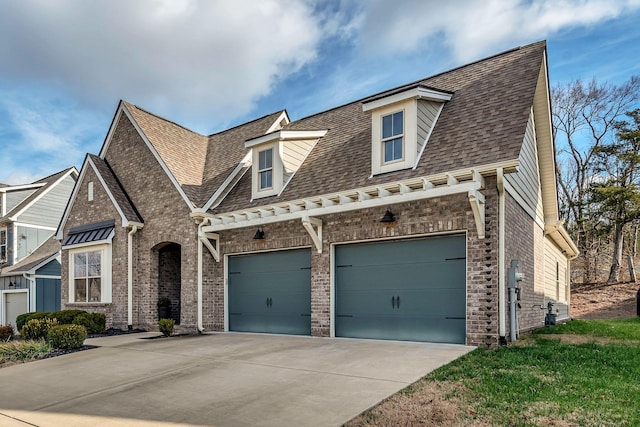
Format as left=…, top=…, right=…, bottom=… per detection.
left=211, top=41, right=546, bottom=213
left=1, top=236, right=60, bottom=276
left=88, top=154, right=144, bottom=224
left=0, top=167, right=76, bottom=224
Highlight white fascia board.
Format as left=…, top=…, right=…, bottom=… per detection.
left=100, top=104, right=195, bottom=211
left=245, top=130, right=328, bottom=148
left=265, top=111, right=291, bottom=134
left=0, top=183, right=46, bottom=193
left=362, top=87, right=453, bottom=112
left=87, top=157, right=131, bottom=228
left=202, top=180, right=481, bottom=233
left=201, top=151, right=253, bottom=211
left=8, top=169, right=75, bottom=222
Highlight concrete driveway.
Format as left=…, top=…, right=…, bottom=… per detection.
left=0, top=332, right=473, bottom=427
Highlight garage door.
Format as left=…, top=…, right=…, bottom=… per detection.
left=4, top=291, right=28, bottom=332
left=228, top=249, right=311, bottom=335
left=335, top=235, right=466, bottom=343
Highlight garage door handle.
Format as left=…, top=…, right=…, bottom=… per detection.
left=266, top=297, right=273, bottom=308
left=396, top=296, right=400, bottom=308
left=391, top=296, right=396, bottom=308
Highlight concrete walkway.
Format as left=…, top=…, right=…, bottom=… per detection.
left=0, top=333, right=474, bottom=426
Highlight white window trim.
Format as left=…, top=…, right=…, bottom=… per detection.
left=258, top=148, right=274, bottom=191
left=0, top=226, right=6, bottom=263
left=68, top=243, right=112, bottom=304
left=381, top=110, right=405, bottom=164
left=370, top=100, right=417, bottom=175
left=251, top=141, right=283, bottom=199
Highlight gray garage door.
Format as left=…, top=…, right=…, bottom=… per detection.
left=229, top=249, right=311, bottom=335
left=335, top=235, right=466, bottom=344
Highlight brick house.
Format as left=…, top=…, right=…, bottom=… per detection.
left=57, top=41, right=577, bottom=346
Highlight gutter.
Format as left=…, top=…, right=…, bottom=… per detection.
left=497, top=168, right=507, bottom=345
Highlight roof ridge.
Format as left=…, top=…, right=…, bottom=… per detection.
left=207, top=110, right=287, bottom=138
left=290, top=40, right=545, bottom=124
left=126, top=102, right=207, bottom=138
left=32, top=166, right=76, bottom=184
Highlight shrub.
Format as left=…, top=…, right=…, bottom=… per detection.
left=73, top=312, right=106, bottom=334
left=159, top=318, right=175, bottom=337
left=47, top=324, right=87, bottom=349
left=48, top=310, right=87, bottom=325
left=20, top=318, right=58, bottom=341
left=16, top=312, right=48, bottom=331
left=0, top=340, right=51, bottom=362
left=0, top=325, right=14, bottom=341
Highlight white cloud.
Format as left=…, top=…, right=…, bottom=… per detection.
left=0, top=0, right=325, bottom=130
left=353, top=0, right=640, bottom=62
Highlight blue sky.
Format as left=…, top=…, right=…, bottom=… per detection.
left=1, top=0, right=639, bottom=184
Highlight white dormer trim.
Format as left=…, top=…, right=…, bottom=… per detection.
left=0, top=183, right=46, bottom=193
left=245, top=130, right=328, bottom=148
left=362, top=86, right=453, bottom=112
left=265, top=111, right=291, bottom=134
left=246, top=129, right=329, bottom=200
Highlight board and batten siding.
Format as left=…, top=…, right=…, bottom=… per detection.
left=17, top=175, right=76, bottom=228
left=505, top=110, right=544, bottom=222
left=544, top=236, right=569, bottom=320
left=416, top=100, right=442, bottom=158
left=4, top=189, right=37, bottom=214
left=282, top=139, right=318, bottom=184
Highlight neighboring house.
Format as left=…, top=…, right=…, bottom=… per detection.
left=0, top=168, right=78, bottom=329
left=57, top=41, right=577, bottom=347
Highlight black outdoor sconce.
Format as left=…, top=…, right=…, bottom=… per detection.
left=253, top=228, right=265, bottom=240
left=380, top=209, right=396, bottom=223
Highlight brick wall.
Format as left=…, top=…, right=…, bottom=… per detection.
left=504, top=190, right=546, bottom=337
left=62, top=114, right=199, bottom=331
left=204, top=178, right=500, bottom=347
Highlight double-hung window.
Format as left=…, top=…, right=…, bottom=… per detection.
left=258, top=148, right=273, bottom=190
left=72, top=249, right=103, bottom=302
left=0, top=228, right=6, bottom=262
left=382, top=111, right=404, bottom=163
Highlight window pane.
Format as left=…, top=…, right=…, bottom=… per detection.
left=384, top=140, right=393, bottom=162
left=393, top=112, right=403, bottom=135
left=394, top=137, right=403, bottom=159
left=259, top=150, right=266, bottom=169
left=260, top=170, right=273, bottom=189
left=75, top=279, right=87, bottom=302
left=264, top=149, right=272, bottom=168
left=89, top=278, right=101, bottom=302
left=382, top=114, right=392, bottom=139
left=74, top=253, right=87, bottom=277
left=88, top=251, right=101, bottom=276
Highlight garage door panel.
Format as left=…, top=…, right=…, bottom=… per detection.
left=335, top=235, right=466, bottom=344
left=229, top=249, right=311, bottom=335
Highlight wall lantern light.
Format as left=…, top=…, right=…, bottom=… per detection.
left=253, top=228, right=265, bottom=240
left=380, top=209, right=396, bottom=223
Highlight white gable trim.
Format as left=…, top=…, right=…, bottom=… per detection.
left=0, top=183, right=46, bottom=193
left=8, top=168, right=77, bottom=222
left=265, top=110, right=290, bottom=134
left=99, top=103, right=195, bottom=210
left=245, top=130, right=328, bottom=148
left=362, top=86, right=453, bottom=112
left=201, top=151, right=253, bottom=212
left=55, top=157, right=143, bottom=240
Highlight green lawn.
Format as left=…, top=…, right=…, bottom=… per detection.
left=347, top=318, right=640, bottom=426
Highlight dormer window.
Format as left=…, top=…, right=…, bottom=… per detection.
left=363, top=85, right=453, bottom=176
left=246, top=129, right=328, bottom=200
left=382, top=111, right=404, bottom=163
left=258, top=148, right=273, bottom=190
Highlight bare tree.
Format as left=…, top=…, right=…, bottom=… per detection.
left=552, top=76, right=640, bottom=283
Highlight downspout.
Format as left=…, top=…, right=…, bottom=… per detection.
left=127, top=225, right=138, bottom=330
left=497, top=168, right=507, bottom=345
